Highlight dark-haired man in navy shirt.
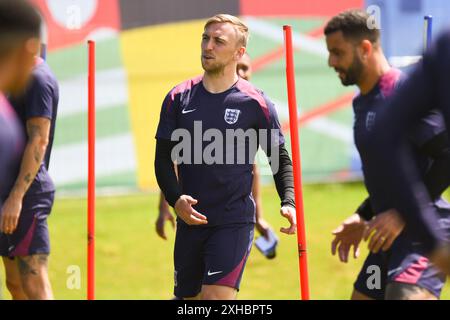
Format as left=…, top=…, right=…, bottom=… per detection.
left=364, top=30, right=450, bottom=275
left=325, top=10, right=450, bottom=300
left=0, top=97, right=23, bottom=209
left=155, top=14, right=296, bottom=300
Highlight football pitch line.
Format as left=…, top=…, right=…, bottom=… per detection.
left=249, top=18, right=353, bottom=145
left=50, top=133, right=136, bottom=185
left=246, top=17, right=329, bottom=58
left=274, top=96, right=353, bottom=144
left=251, top=23, right=326, bottom=72
left=58, top=67, right=128, bottom=118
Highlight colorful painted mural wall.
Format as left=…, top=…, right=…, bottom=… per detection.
left=32, top=0, right=364, bottom=192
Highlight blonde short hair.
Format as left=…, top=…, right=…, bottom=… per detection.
left=204, top=14, right=249, bottom=47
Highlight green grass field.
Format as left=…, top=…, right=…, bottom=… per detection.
left=1, top=183, right=449, bottom=300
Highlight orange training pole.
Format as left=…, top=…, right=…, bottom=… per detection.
left=87, top=40, right=96, bottom=300
left=283, top=25, right=310, bottom=300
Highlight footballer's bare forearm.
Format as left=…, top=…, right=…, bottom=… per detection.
left=10, top=118, right=50, bottom=200
left=159, top=192, right=170, bottom=212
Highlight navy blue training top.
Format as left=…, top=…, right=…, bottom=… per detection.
left=353, top=68, right=447, bottom=215
left=0, top=93, right=25, bottom=201
left=156, top=76, right=284, bottom=226
left=8, top=58, right=59, bottom=196
left=365, top=31, right=450, bottom=252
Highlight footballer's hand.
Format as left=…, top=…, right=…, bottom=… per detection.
left=431, top=243, right=450, bottom=276
left=256, top=217, right=271, bottom=239
left=155, top=206, right=175, bottom=240
left=331, top=213, right=366, bottom=263
left=363, top=209, right=405, bottom=253
left=0, top=194, right=22, bottom=234
left=174, top=195, right=208, bottom=226
left=280, top=206, right=296, bottom=235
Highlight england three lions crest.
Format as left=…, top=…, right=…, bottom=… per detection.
left=224, top=108, right=241, bottom=124
left=365, top=111, right=376, bottom=131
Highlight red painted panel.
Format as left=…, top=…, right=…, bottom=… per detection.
left=31, top=0, right=120, bottom=51
left=240, top=0, right=363, bottom=16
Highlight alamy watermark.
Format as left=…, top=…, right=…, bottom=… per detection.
left=66, top=5, right=82, bottom=30
left=170, top=121, right=281, bottom=175
left=366, top=5, right=382, bottom=30
left=66, top=265, right=81, bottom=290
left=366, top=265, right=382, bottom=290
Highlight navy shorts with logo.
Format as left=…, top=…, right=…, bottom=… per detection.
left=0, top=191, right=54, bottom=257
left=174, top=222, right=254, bottom=298
left=354, top=206, right=450, bottom=299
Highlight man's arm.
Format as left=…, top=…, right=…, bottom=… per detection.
left=155, top=192, right=175, bottom=240
left=0, top=117, right=50, bottom=234
left=252, top=164, right=271, bottom=239
left=155, top=161, right=178, bottom=239
left=365, top=31, right=450, bottom=253
left=256, top=91, right=296, bottom=234
left=266, top=143, right=296, bottom=235
left=365, top=130, right=450, bottom=255
left=155, top=139, right=182, bottom=207
left=361, top=131, right=450, bottom=253
left=154, top=138, right=207, bottom=226
left=356, top=130, right=450, bottom=223
left=355, top=197, right=374, bottom=221
left=268, top=144, right=295, bottom=208
left=420, top=131, right=450, bottom=199
left=330, top=197, right=372, bottom=262
left=331, top=213, right=366, bottom=262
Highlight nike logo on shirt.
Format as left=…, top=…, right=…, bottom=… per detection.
left=207, top=270, right=223, bottom=276
left=387, top=267, right=403, bottom=277
left=182, top=108, right=197, bottom=114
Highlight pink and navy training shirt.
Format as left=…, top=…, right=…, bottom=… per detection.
left=353, top=68, right=446, bottom=216
left=0, top=93, right=24, bottom=201
left=8, top=58, right=59, bottom=196
left=156, top=76, right=284, bottom=226
left=365, top=31, right=450, bottom=252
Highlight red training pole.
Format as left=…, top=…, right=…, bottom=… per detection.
left=87, top=40, right=96, bottom=300
left=283, top=25, right=310, bottom=300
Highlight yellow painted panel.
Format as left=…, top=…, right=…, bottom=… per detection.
left=120, top=20, right=204, bottom=190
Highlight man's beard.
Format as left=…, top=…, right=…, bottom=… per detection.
left=202, top=54, right=234, bottom=76
left=202, top=61, right=225, bottom=76
left=336, top=55, right=364, bottom=86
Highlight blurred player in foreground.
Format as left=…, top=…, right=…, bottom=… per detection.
left=325, top=10, right=450, bottom=300
left=363, top=29, right=450, bottom=275
left=155, top=14, right=296, bottom=300
left=0, top=0, right=59, bottom=300
left=155, top=52, right=273, bottom=243
left=0, top=2, right=27, bottom=238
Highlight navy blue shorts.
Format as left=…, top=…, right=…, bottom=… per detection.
left=354, top=207, right=450, bottom=299
left=0, top=191, right=54, bottom=257
left=173, top=222, right=254, bottom=298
